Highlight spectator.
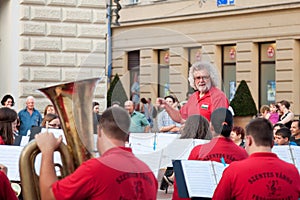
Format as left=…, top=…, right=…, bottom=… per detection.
left=213, top=118, right=300, bottom=199
left=0, top=164, right=18, bottom=200
left=0, top=107, right=18, bottom=145
left=230, top=126, right=245, bottom=148
left=277, top=100, right=294, bottom=129
left=41, top=113, right=61, bottom=129
left=1, top=94, right=15, bottom=108
left=111, top=101, right=121, bottom=107
left=272, top=123, right=286, bottom=138
left=156, top=61, right=229, bottom=123
left=290, top=120, right=300, bottom=146
left=140, top=97, right=155, bottom=129
left=35, top=106, right=158, bottom=199
left=43, top=104, right=55, bottom=117
left=259, top=105, right=270, bottom=119
left=157, top=95, right=181, bottom=134
left=172, top=108, right=248, bottom=200
left=18, top=96, right=42, bottom=136
left=269, top=103, right=279, bottom=125
left=124, top=100, right=150, bottom=133
left=274, top=127, right=297, bottom=146
left=130, top=72, right=140, bottom=111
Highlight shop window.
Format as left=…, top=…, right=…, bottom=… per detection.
left=222, top=45, right=236, bottom=101
left=259, top=43, right=276, bottom=106
left=158, top=49, right=169, bottom=98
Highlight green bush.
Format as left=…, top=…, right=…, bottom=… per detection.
left=230, top=80, right=257, bottom=116
left=107, top=74, right=128, bottom=107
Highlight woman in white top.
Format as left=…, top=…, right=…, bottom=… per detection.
left=277, top=100, right=294, bottom=129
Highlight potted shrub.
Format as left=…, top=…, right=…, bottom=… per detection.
left=107, top=73, right=128, bottom=107
left=230, top=80, right=258, bottom=128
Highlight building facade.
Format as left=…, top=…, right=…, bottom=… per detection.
left=112, top=0, right=300, bottom=115
left=0, top=0, right=107, bottom=112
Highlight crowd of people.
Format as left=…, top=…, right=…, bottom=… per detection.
left=0, top=61, right=299, bottom=199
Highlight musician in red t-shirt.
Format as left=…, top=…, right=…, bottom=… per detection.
left=213, top=118, right=300, bottom=199
left=35, top=107, right=158, bottom=200
left=172, top=108, right=248, bottom=200
left=0, top=164, right=18, bottom=200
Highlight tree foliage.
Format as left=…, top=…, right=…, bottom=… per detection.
left=230, top=80, right=257, bottom=116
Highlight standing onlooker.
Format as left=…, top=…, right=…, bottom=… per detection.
left=18, top=96, right=42, bottom=136
left=43, top=104, right=55, bottom=117
left=277, top=100, right=294, bottom=129
left=0, top=107, right=18, bottom=145
left=273, top=123, right=286, bottom=138
left=259, top=105, right=270, bottom=119
left=124, top=100, right=150, bottom=133
left=131, top=72, right=140, bottom=111
left=35, top=106, right=158, bottom=199
left=41, top=114, right=61, bottom=129
left=213, top=118, right=300, bottom=199
left=140, top=98, right=155, bottom=129
left=290, top=119, right=300, bottom=145
left=157, top=95, right=181, bottom=134
left=230, top=126, right=245, bottom=148
left=172, top=108, right=248, bottom=200
left=156, top=61, right=229, bottom=123
left=269, top=103, right=279, bottom=125
left=1, top=94, right=15, bottom=108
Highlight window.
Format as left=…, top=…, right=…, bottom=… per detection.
left=158, top=49, right=169, bottom=98
left=129, top=0, right=139, bottom=4
left=128, top=50, right=140, bottom=109
left=259, top=43, right=276, bottom=106
left=222, top=45, right=236, bottom=101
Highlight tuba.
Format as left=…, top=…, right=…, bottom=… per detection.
left=19, top=77, right=100, bottom=200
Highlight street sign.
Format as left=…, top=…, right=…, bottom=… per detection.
left=217, top=0, right=235, bottom=6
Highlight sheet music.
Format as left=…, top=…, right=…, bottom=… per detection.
left=290, top=146, right=300, bottom=173
left=272, top=146, right=294, bottom=164
left=0, top=145, right=23, bottom=181
left=129, top=133, right=156, bottom=154
left=160, top=139, right=194, bottom=168
left=180, top=160, right=217, bottom=198
left=41, top=128, right=66, bottom=144
left=134, top=150, right=163, bottom=178
left=212, top=161, right=227, bottom=183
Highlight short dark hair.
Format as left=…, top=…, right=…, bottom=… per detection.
left=275, top=127, right=292, bottom=140
left=99, top=107, right=130, bottom=141
left=210, top=108, right=233, bottom=137
left=232, top=126, right=245, bottom=140
left=0, top=107, right=17, bottom=144
left=164, top=95, right=175, bottom=103
left=1, top=94, right=15, bottom=106
left=92, top=101, right=99, bottom=107
left=246, top=118, right=273, bottom=147
left=273, top=123, right=285, bottom=129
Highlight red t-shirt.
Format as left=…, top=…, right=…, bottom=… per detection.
left=172, top=137, right=248, bottom=200
left=180, top=87, right=229, bottom=121
left=0, top=171, right=18, bottom=200
left=0, top=136, right=5, bottom=145
left=213, top=152, right=300, bottom=200
left=52, top=147, right=158, bottom=200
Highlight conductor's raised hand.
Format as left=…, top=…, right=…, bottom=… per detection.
left=35, top=132, right=62, bottom=153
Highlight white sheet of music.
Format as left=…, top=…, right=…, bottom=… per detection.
left=0, top=145, right=23, bottom=181
left=272, top=146, right=294, bottom=164
left=290, top=146, right=300, bottom=173
left=181, top=160, right=218, bottom=198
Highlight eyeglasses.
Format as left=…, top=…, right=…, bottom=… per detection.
left=194, top=75, right=210, bottom=81
left=48, top=123, right=61, bottom=128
